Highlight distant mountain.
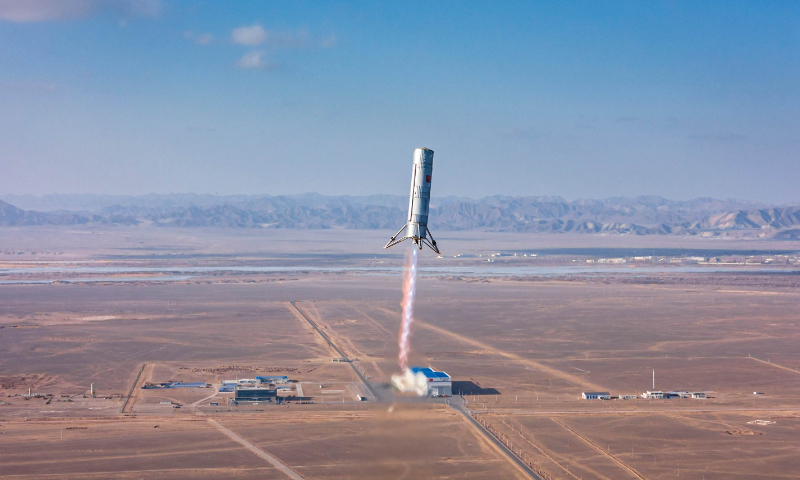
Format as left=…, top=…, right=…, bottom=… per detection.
left=0, top=193, right=261, bottom=212
left=0, top=200, right=138, bottom=226
left=1, top=194, right=798, bottom=238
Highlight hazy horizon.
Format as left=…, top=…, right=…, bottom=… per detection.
left=0, top=191, right=793, bottom=206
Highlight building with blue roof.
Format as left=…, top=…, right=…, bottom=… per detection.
left=410, top=367, right=452, bottom=396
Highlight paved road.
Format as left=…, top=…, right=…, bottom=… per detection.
left=450, top=399, right=542, bottom=480
left=207, top=417, right=305, bottom=480
left=290, top=301, right=380, bottom=401
left=121, top=363, right=150, bottom=414
left=191, top=391, right=220, bottom=410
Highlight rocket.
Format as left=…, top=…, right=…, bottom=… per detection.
left=384, top=148, right=440, bottom=254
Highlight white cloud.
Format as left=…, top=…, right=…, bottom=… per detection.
left=0, top=0, right=94, bottom=22
left=184, top=30, right=213, bottom=45
left=236, top=51, right=273, bottom=70
left=272, top=28, right=309, bottom=48
left=194, top=32, right=213, bottom=45
left=232, top=24, right=266, bottom=46
left=231, top=24, right=319, bottom=48
left=0, top=0, right=162, bottom=23
left=230, top=24, right=335, bottom=71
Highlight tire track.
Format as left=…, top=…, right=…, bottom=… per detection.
left=377, top=307, right=606, bottom=391
left=550, top=417, right=645, bottom=480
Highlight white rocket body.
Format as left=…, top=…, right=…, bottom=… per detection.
left=385, top=148, right=440, bottom=253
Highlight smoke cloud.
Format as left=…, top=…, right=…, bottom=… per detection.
left=391, top=368, right=428, bottom=396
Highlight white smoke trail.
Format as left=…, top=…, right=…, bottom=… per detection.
left=397, top=247, right=418, bottom=370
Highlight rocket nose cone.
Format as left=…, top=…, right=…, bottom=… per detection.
left=413, top=147, right=434, bottom=165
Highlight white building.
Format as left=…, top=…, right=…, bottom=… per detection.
left=223, top=379, right=257, bottom=385
left=597, top=258, right=626, bottom=264
left=410, top=367, right=452, bottom=396
left=618, top=394, right=638, bottom=400
left=582, top=392, right=611, bottom=400
left=641, top=390, right=664, bottom=399
left=691, top=392, right=707, bottom=399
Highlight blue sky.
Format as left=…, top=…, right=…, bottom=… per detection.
left=0, top=0, right=798, bottom=203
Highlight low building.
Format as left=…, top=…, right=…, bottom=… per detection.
left=256, top=375, right=288, bottom=384
left=641, top=390, right=664, bottom=399
left=597, top=258, right=626, bottom=264
left=234, top=386, right=277, bottom=403
left=410, top=367, right=452, bottom=396
left=582, top=392, right=611, bottom=400
left=222, top=379, right=257, bottom=386
left=691, top=392, right=707, bottom=399
left=618, top=394, right=638, bottom=400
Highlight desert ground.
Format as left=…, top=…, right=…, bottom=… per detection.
left=1, top=227, right=799, bottom=479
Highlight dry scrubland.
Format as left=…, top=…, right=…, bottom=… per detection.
left=1, top=228, right=800, bottom=479
left=220, top=405, right=527, bottom=480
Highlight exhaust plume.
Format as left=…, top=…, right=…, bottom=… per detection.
left=391, top=368, right=428, bottom=396
left=397, top=247, right=417, bottom=370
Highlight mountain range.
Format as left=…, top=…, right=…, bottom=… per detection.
left=1, top=194, right=799, bottom=238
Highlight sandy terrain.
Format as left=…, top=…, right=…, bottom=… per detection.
left=220, top=405, right=528, bottom=479
left=0, top=418, right=282, bottom=479
left=1, top=229, right=799, bottom=478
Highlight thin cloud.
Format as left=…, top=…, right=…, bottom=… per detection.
left=236, top=51, right=275, bottom=70
left=270, top=28, right=310, bottom=48
left=194, top=33, right=213, bottom=45
left=230, top=24, right=334, bottom=71
left=183, top=31, right=213, bottom=45
left=231, top=24, right=328, bottom=48
left=0, top=0, right=162, bottom=23
left=320, top=34, right=337, bottom=48
left=232, top=24, right=267, bottom=46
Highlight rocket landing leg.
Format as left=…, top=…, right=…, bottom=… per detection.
left=384, top=224, right=408, bottom=249
left=422, top=228, right=440, bottom=254
left=384, top=224, right=440, bottom=254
